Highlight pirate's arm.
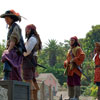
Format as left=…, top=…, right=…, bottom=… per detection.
left=8, top=41, right=15, bottom=51
left=23, top=37, right=37, bottom=56
left=8, top=26, right=20, bottom=51
left=73, top=48, right=85, bottom=65
left=64, top=52, right=70, bottom=68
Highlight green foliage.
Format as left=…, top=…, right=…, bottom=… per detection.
left=79, top=25, right=100, bottom=97
left=37, top=25, right=100, bottom=97
left=37, top=66, right=67, bottom=85
left=37, top=39, right=69, bottom=85
left=83, top=82, right=97, bottom=98
left=0, top=40, right=6, bottom=75
left=81, top=25, right=100, bottom=59
left=0, top=25, right=100, bottom=97
left=45, top=39, right=58, bottom=66
left=62, top=82, right=67, bottom=88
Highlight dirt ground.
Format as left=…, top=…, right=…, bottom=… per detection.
left=54, top=91, right=94, bottom=100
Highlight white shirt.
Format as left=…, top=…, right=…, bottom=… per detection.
left=24, top=36, right=37, bottom=56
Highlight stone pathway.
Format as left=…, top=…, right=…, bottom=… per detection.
left=80, top=96, right=93, bottom=100
left=54, top=91, right=94, bottom=100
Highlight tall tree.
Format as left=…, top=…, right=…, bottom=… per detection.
left=82, top=25, right=100, bottom=59
left=45, top=39, right=58, bottom=66
left=0, top=40, right=6, bottom=75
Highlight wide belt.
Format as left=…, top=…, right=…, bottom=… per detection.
left=95, top=65, right=100, bottom=68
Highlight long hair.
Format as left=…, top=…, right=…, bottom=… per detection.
left=26, top=29, right=42, bottom=50
left=73, top=41, right=80, bottom=47
left=70, top=36, right=80, bottom=47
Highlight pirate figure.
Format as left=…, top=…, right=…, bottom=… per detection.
left=0, top=10, right=25, bottom=81
left=23, top=24, right=42, bottom=100
left=64, top=36, right=85, bottom=100
left=93, top=42, right=100, bottom=100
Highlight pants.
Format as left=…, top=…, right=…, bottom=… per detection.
left=67, top=74, right=81, bottom=86
left=3, top=61, right=12, bottom=80
left=67, top=74, right=81, bottom=100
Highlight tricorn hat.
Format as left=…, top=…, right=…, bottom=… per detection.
left=0, top=10, right=21, bottom=22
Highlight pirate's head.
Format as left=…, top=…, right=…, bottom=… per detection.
left=0, top=10, right=21, bottom=26
left=70, top=36, right=80, bottom=47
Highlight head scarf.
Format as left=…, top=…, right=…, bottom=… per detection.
left=70, top=36, right=80, bottom=47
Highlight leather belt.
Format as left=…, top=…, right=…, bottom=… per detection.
left=95, top=65, right=100, bottom=68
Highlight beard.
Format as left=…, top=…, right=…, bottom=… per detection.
left=70, top=43, right=75, bottom=47
left=26, top=34, right=30, bottom=38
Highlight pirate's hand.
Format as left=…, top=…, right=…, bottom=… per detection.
left=64, top=61, right=67, bottom=68
left=70, top=59, right=74, bottom=63
left=23, top=52, right=30, bottom=57
left=3, top=50, right=9, bottom=54
left=64, top=60, right=69, bottom=68
left=23, top=52, right=27, bottom=56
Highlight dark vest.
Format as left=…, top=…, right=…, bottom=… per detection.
left=23, top=36, right=39, bottom=69
left=7, top=23, right=26, bottom=54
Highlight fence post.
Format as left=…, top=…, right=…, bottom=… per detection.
left=49, top=85, right=51, bottom=100
left=40, top=82, right=45, bottom=100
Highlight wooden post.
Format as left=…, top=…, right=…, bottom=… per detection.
left=49, top=85, right=51, bottom=100
left=40, top=82, right=45, bottom=100
left=42, top=82, right=45, bottom=100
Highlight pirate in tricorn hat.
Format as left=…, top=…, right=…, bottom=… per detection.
left=0, top=10, right=25, bottom=81
left=93, top=42, right=100, bottom=100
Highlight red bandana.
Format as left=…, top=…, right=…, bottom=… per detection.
left=26, top=24, right=36, bottom=31
left=70, top=36, right=78, bottom=41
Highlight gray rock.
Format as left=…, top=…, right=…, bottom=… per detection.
left=0, top=86, right=8, bottom=100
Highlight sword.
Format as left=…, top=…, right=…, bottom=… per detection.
left=0, top=57, right=47, bottom=69
left=77, top=66, right=90, bottom=82
left=70, top=50, right=90, bottom=82
left=36, top=63, right=47, bottom=69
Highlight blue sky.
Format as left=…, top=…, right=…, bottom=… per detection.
left=0, top=0, right=100, bottom=45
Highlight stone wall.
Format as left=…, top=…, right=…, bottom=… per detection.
left=0, top=86, right=8, bottom=100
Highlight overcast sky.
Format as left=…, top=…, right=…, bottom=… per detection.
left=0, top=0, right=100, bottom=45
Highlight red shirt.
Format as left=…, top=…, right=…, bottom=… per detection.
left=94, top=53, right=100, bottom=82
left=95, top=53, right=100, bottom=65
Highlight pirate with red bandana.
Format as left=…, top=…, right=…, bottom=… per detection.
left=23, top=24, right=42, bottom=100
left=64, top=36, right=85, bottom=100
left=93, top=42, right=100, bottom=100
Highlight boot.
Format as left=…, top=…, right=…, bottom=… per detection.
left=59, top=94, right=63, bottom=100
left=74, top=86, right=80, bottom=100
left=33, top=90, right=38, bottom=100
left=67, top=86, right=74, bottom=99
left=70, top=99, right=76, bottom=100
left=30, top=90, right=34, bottom=100
left=33, top=82, right=39, bottom=90
left=33, top=82, right=39, bottom=100
left=64, top=98, right=75, bottom=100
left=98, top=86, right=100, bottom=100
